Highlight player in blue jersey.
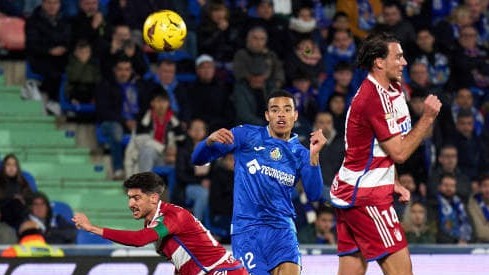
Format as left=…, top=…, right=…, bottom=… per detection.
left=192, top=90, right=327, bottom=275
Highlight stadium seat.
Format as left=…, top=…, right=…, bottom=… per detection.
left=95, top=125, right=131, bottom=147
left=22, top=170, right=37, bottom=192
left=58, top=74, right=96, bottom=115
left=157, top=50, right=192, bottom=63
left=50, top=200, right=74, bottom=221
left=25, top=61, right=43, bottom=82
left=176, top=73, right=197, bottom=83
left=76, top=229, right=112, bottom=245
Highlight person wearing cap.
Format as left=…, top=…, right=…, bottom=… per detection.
left=233, top=26, right=285, bottom=90
left=232, top=57, right=272, bottom=126
left=187, top=54, right=234, bottom=133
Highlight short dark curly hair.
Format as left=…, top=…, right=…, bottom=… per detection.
left=123, top=172, right=166, bottom=199
left=356, top=32, right=400, bottom=71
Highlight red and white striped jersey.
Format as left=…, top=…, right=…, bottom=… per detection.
left=149, top=201, right=230, bottom=275
left=330, top=75, right=411, bottom=207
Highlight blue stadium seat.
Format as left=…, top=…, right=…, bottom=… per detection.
left=95, top=124, right=131, bottom=147
left=25, top=61, right=43, bottom=82
left=58, top=74, right=96, bottom=114
left=76, top=229, right=112, bottom=245
left=50, top=200, right=74, bottom=221
left=157, top=50, right=193, bottom=63
left=22, top=170, right=37, bottom=192
left=176, top=73, right=197, bottom=83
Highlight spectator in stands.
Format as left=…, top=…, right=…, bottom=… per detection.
left=319, top=61, right=358, bottom=111
left=450, top=25, right=489, bottom=94
left=1, top=220, right=64, bottom=257
left=465, top=0, right=489, bottom=47
left=0, top=154, right=31, bottom=230
left=336, top=0, right=382, bottom=40
left=124, top=89, right=185, bottom=177
left=430, top=173, right=473, bottom=244
left=451, top=87, right=485, bottom=136
left=187, top=54, right=234, bottom=133
left=298, top=205, right=336, bottom=244
left=70, top=0, right=108, bottom=55
left=285, top=37, right=326, bottom=88
left=0, top=209, right=17, bottom=245
left=452, top=108, right=488, bottom=183
left=100, top=24, right=149, bottom=80
left=325, top=93, right=347, bottom=135
left=233, top=26, right=285, bottom=90
left=323, top=29, right=357, bottom=76
left=27, top=192, right=77, bottom=244
left=288, top=2, right=318, bottom=47
left=246, top=0, right=290, bottom=59
left=434, top=6, right=474, bottom=53
left=403, top=0, right=431, bottom=30
left=468, top=174, right=489, bottom=242
left=197, top=2, right=240, bottom=66
left=401, top=201, right=436, bottom=244
left=65, top=40, right=101, bottom=105
left=155, top=59, right=190, bottom=124
left=25, top=0, right=70, bottom=108
left=315, top=112, right=345, bottom=189
left=95, top=57, right=152, bottom=180
left=286, top=72, right=319, bottom=134
left=114, top=0, right=174, bottom=31
left=373, top=1, right=416, bottom=48
left=428, top=145, right=472, bottom=202
left=232, top=57, right=272, bottom=126
left=209, top=153, right=234, bottom=244
left=176, top=119, right=210, bottom=221
left=408, top=27, right=451, bottom=92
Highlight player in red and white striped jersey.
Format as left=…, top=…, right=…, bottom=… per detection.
left=73, top=172, right=247, bottom=275
left=330, top=33, right=441, bottom=275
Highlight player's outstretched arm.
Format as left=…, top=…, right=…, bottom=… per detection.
left=192, top=128, right=235, bottom=165
left=206, top=128, right=234, bottom=146
left=72, top=212, right=159, bottom=247
left=381, top=94, right=441, bottom=163
left=72, top=212, right=103, bottom=236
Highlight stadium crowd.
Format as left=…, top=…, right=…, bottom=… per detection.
left=0, top=0, right=489, bottom=249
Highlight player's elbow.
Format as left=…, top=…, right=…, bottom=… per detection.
left=390, top=153, right=409, bottom=164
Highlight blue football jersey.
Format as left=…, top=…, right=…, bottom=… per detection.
left=192, top=125, right=323, bottom=235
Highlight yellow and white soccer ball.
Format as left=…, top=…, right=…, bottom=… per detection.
left=143, top=10, right=187, bottom=52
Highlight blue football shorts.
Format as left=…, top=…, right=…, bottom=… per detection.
left=231, top=225, right=301, bottom=274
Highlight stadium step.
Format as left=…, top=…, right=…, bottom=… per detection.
left=0, top=129, right=76, bottom=147
left=22, top=162, right=105, bottom=180
left=0, top=122, right=56, bottom=131
left=0, top=100, right=45, bottom=116
left=37, top=179, right=122, bottom=191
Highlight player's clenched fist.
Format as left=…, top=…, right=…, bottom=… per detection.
left=423, top=94, right=442, bottom=118
left=309, top=129, right=327, bottom=166
left=206, top=128, right=234, bottom=146
left=72, top=213, right=92, bottom=231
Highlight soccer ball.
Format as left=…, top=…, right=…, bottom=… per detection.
left=143, top=10, right=187, bottom=52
